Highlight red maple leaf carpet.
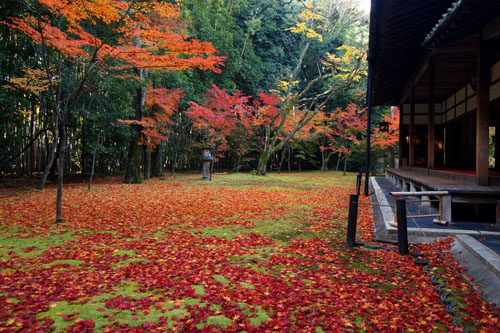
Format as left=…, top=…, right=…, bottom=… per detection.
left=0, top=173, right=498, bottom=331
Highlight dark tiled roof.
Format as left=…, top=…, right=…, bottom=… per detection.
left=423, top=0, right=464, bottom=46
left=370, top=0, right=500, bottom=106
left=369, top=0, right=454, bottom=105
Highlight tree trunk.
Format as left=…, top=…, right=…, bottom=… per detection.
left=231, top=152, right=241, bottom=173
left=48, top=138, right=61, bottom=181
left=28, top=104, right=35, bottom=175
left=256, top=149, right=271, bottom=175
left=321, top=149, right=327, bottom=172
left=170, top=133, right=182, bottom=176
left=343, top=154, right=348, bottom=176
left=38, top=132, right=57, bottom=190
left=151, top=143, right=163, bottom=177
left=320, top=135, right=328, bottom=172
left=56, top=124, right=66, bottom=223
left=235, top=155, right=241, bottom=173
left=143, top=146, right=150, bottom=180
left=210, top=150, right=216, bottom=175
left=288, top=147, right=291, bottom=172
left=88, top=134, right=99, bottom=190
left=336, top=155, right=341, bottom=171
left=124, top=130, right=142, bottom=183
left=81, top=120, right=88, bottom=176
left=278, top=146, right=287, bottom=173
left=124, top=70, right=146, bottom=184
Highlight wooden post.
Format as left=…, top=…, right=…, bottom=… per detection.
left=427, top=58, right=435, bottom=169
left=409, top=88, right=415, bottom=167
left=396, top=199, right=409, bottom=255
left=496, top=107, right=500, bottom=172
left=399, top=104, right=404, bottom=167
left=346, top=194, right=359, bottom=247
left=476, top=43, right=490, bottom=186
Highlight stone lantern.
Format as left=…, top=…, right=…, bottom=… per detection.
left=378, top=120, right=390, bottom=132
left=201, top=144, right=213, bottom=180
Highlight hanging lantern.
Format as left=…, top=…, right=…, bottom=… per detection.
left=378, top=121, right=390, bottom=132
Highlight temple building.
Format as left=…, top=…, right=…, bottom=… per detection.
left=369, top=0, right=500, bottom=223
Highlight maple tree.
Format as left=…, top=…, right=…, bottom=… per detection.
left=187, top=83, right=255, bottom=166
left=187, top=84, right=293, bottom=171
left=254, top=1, right=366, bottom=175
left=372, top=106, right=400, bottom=149
left=1, top=0, right=374, bottom=180
left=119, top=86, right=185, bottom=151
left=4, top=0, right=224, bottom=220
left=321, top=102, right=367, bottom=174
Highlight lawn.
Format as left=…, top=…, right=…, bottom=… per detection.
left=0, top=172, right=498, bottom=331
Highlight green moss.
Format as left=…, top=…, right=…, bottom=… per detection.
left=213, top=275, right=230, bottom=284
left=36, top=280, right=201, bottom=331
left=194, top=218, right=315, bottom=243
left=194, top=171, right=356, bottom=191
left=353, top=316, right=363, bottom=328
left=112, top=249, right=136, bottom=257
left=432, top=322, right=447, bottom=331
left=37, top=300, right=109, bottom=332
left=44, top=260, right=85, bottom=268
left=209, top=303, right=222, bottom=311
left=184, top=297, right=204, bottom=306
left=196, top=315, right=232, bottom=329
left=239, top=282, right=255, bottom=289
left=0, top=230, right=79, bottom=258
left=6, top=297, right=22, bottom=304
left=37, top=299, right=189, bottom=331
left=112, top=280, right=151, bottom=298
left=237, top=303, right=269, bottom=326
left=112, top=257, right=149, bottom=268
left=193, top=285, right=205, bottom=296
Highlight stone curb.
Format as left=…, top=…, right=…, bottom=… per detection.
left=455, top=235, right=500, bottom=280
left=370, top=177, right=397, bottom=232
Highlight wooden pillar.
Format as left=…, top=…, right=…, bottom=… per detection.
left=496, top=111, right=500, bottom=171
left=409, top=88, right=415, bottom=167
left=399, top=104, right=403, bottom=167
left=476, top=43, right=490, bottom=186
left=428, top=59, right=435, bottom=169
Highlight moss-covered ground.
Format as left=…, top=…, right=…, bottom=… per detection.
left=0, top=172, right=498, bottom=331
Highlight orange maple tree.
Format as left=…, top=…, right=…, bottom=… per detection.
left=3, top=0, right=224, bottom=221
left=4, top=1, right=225, bottom=71
left=119, top=86, right=185, bottom=149
left=372, top=106, right=400, bottom=149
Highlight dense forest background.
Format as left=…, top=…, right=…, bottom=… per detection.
left=0, top=0, right=396, bottom=184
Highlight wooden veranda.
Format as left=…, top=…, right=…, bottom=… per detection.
left=369, top=0, right=500, bottom=223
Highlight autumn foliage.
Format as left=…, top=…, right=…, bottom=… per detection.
left=0, top=174, right=498, bottom=331
left=186, top=84, right=282, bottom=159
left=372, top=106, right=400, bottom=149
left=119, top=87, right=185, bottom=148
left=4, top=0, right=225, bottom=71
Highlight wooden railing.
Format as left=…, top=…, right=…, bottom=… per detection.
left=390, top=191, right=450, bottom=226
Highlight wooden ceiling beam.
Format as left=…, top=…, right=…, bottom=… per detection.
left=398, top=33, right=481, bottom=105
left=483, top=16, right=500, bottom=40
